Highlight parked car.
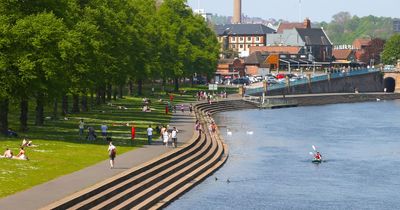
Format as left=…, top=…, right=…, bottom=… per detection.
left=193, top=76, right=207, bottom=85
left=232, top=78, right=250, bottom=85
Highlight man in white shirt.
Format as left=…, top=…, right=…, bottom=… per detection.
left=147, top=125, right=153, bottom=145
left=171, top=127, right=178, bottom=148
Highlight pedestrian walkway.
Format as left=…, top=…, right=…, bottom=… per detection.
left=0, top=109, right=196, bottom=210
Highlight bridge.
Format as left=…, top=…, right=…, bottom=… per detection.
left=383, top=70, right=400, bottom=92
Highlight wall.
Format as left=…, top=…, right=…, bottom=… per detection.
left=264, top=71, right=383, bottom=96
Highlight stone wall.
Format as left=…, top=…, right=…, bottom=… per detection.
left=265, top=71, right=383, bottom=96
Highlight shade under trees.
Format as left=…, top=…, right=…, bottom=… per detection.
left=0, top=0, right=219, bottom=134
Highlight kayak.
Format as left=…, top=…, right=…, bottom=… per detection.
left=312, top=158, right=322, bottom=163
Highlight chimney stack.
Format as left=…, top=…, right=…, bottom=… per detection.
left=303, top=18, right=311, bottom=29
left=232, top=0, right=241, bottom=24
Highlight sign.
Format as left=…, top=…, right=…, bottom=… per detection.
left=208, top=84, right=218, bottom=91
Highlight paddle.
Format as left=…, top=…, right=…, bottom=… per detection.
left=312, top=145, right=316, bottom=151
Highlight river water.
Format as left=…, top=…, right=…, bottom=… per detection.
left=167, top=100, right=400, bottom=210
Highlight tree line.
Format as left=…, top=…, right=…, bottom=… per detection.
left=0, top=0, right=220, bottom=134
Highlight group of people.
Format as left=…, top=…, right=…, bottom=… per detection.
left=159, top=125, right=179, bottom=148
left=79, top=119, right=109, bottom=141
left=196, top=91, right=227, bottom=103
left=0, top=139, right=33, bottom=160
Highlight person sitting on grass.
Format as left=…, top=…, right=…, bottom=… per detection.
left=15, top=147, right=28, bottom=160
left=7, top=128, right=18, bottom=137
left=0, top=148, right=13, bottom=159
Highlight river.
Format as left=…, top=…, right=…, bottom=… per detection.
left=167, top=100, right=400, bottom=210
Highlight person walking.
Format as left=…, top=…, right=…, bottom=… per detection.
left=79, top=119, right=85, bottom=139
left=147, top=125, right=153, bottom=145
left=171, top=127, right=178, bottom=148
left=163, top=129, right=170, bottom=147
left=108, top=142, right=116, bottom=169
left=189, top=104, right=193, bottom=114
left=101, top=123, right=108, bottom=140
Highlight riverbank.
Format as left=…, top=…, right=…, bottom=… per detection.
left=267, top=92, right=400, bottom=106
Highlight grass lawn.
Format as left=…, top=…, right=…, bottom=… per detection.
left=0, top=85, right=237, bottom=198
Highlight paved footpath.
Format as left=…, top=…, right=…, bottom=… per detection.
left=0, top=109, right=196, bottom=210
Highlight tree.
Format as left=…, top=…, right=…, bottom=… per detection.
left=10, top=12, right=66, bottom=129
left=382, top=34, right=400, bottom=65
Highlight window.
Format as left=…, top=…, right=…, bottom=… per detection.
left=256, top=44, right=259, bottom=46
left=240, top=37, right=244, bottom=41
left=232, top=44, right=236, bottom=48
left=231, top=37, right=236, bottom=42
left=247, top=37, right=251, bottom=41
left=247, top=44, right=251, bottom=48
left=239, top=44, right=243, bottom=49
left=256, top=37, right=260, bottom=41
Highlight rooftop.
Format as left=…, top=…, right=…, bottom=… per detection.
left=215, top=24, right=276, bottom=36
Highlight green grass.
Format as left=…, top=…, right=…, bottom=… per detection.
left=0, top=84, right=238, bottom=198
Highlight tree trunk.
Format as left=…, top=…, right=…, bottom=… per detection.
left=96, top=88, right=101, bottom=105
left=118, top=84, right=124, bottom=99
left=128, top=80, right=134, bottom=96
left=35, top=93, right=44, bottom=126
left=62, top=95, right=68, bottom=116
left=174, top=77, right=179, bottom=92
left=113, top=88, right=117, bottom=100
left=52, top=97, right=58, bottom=120
left=106, top=83, right=112, bottom=101
left=101, top=86, right=106, bottom=104
left=90, top=89, right=94, bottom=108
left=81, top=94, right=88, bottom=112
left=72, top=94, right=80, bottom=113
left=0, top=98, right=9, bottom=135
left=137, top=79, right=143, bottom=96
left=20, top=99, right=28, bottom=132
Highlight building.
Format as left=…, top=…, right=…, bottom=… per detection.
left=276, top=19, right=310, bottom=33
left=249, top=46, right=301, bottom=55
left=216, top=58, right=245, bottom=82
left=394, top=19, right=400, bottom=33
left=267, top=26, right=333, bottom=62
left=332, top=49, right=356, bottom=67
left=215, top=24, right=276, bottom=57
left=244, top=51, right=270, bottom=75
left=232, top=0, right=241, bottom=24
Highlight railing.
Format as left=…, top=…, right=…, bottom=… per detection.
left=244, top=68, right=379, bottom=95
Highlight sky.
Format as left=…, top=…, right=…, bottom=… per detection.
left=187, top=0, right=400, bottom=22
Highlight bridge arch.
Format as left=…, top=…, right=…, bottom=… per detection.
left=384, top=77, right=396, bottom=92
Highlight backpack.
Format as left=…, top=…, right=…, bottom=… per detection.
left=110, top=148, right=116, bottom=156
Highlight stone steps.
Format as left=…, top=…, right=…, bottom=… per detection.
left=45, top=104, right=229, bottom=210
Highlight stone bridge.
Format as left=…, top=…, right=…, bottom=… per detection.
left=383, top=71, right=400, bottom=92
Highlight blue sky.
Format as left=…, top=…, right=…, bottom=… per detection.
left=187, top=0, right=400, bottom=22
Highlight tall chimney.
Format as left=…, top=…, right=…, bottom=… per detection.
left=233, top=0, right=241, bottom=24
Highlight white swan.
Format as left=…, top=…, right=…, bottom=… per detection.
left=227, top=129, right=232, bottom=136
left=246, top=131, right=253, bottom=135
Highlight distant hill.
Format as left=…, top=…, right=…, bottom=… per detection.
left=209, top=12, right=396, bottom=45
left=318, top=12, right=395, bottom=44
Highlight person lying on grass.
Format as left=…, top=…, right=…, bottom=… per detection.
left=21, top=139, right=37, bottom=147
